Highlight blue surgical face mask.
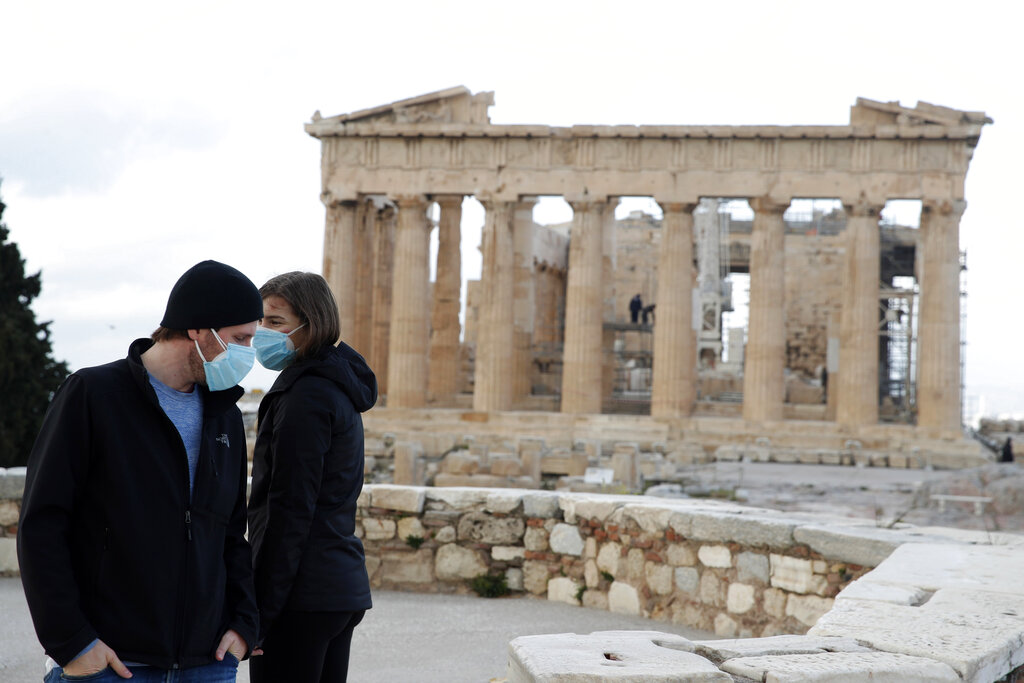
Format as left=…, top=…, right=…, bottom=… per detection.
left=195, top=329, right=256, bottom=391
left=252, top=324, right=305, bottom=371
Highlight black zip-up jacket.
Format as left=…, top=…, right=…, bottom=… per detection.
left=247, top=341, right=376, bottom=643
left=17, top=338, right=259, bottom=668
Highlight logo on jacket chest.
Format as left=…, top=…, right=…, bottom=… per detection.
left=215, top=434, right=230, bottom=447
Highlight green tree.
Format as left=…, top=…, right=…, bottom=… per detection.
left=0, top=188, right=69, bottom=467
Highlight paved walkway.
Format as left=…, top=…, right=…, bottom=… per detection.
left=0, top=578, right=715, bottom=683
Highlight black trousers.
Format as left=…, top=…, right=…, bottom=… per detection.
left=250, top=609, right=365, bottom=683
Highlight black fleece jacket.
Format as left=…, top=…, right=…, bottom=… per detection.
left=17, top=338, right=259, bottom=668
left=247, top=341, right=377, bottom=643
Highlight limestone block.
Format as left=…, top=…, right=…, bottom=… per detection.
left=542, top=451, right=588, bottom=476
left=434, top=526, right=456, bottom=543
left=492, top=546, right=526, bottom=562
left=433, top=473, right=514, bottom=488
left=698, top=544, right=732, bottom=568
left=619, top=504, right=677, bottom=534
left=836, top=579, right=932, bottom=605
left=727, top=583, right=756, bottom=614
left=645, top=562, right=673, bottom=596
left=626, top=548, right=645, bottom=581
left=608, top=582, right=642, bottom=616
left=521, top=492, right=560, bottom=518
left=457, top=512, right=525, bottom=544
left=714, top=613, right=739, bottom=637
left=596, top=542, right=621, bottom=576
left=771, top=554, right=828, bottom=595
left=425, top=487, right=490, bottom=509
left=737, top=552, right=770, bottom=584
left=714, top=444, right=743, bottom=462
left=507, top=631, right=730, bottom=683
left=489, top=457, right=522, bottom=477
left=547, top=576, right=582, bottom=605
left=370, top=485, right=426, bottom=513
left=792, top=524, right=910, bottom=567
left=356, top=488, right=371, bottom=509
left=379, top=548, right=434, bottom=584
left=484, top=490, right=523, bottom=514
left=699, top=571, right=725, bottom=607
left=522, top=560, right=550, bottom=595
left=549, top=523, right=585, bottom=556
left=0, top=469, right=26, bottom=499
left=362, top=518, right=397, bottom=541
left=506, top=567, right=524, bottom=591
left=786, top=594, right=834, bottom=627
left=675, top=567, right=699, bottom=594
left=666, top=543, right=697, bottom=566
left=581, top=590, right=609, bottom=610
left=856, top=542, right=1024, bottom=597
left=584, top=536, right=596, bottom=559
left=763, top=587, right=787, bottom=618
left=610, top=451, right=638, bottom=487
left=584, top=559, right=600, bottom=588
left=393, top=442, right=426, bottom=486
left=524, top=526, right=549, bottom=552
left=0, top=500, right=18, bottom=527
left=692, top=634, right=872, bottom=662
left=396, top=516, right=425, bottom=542
left=0, top=537, right=18, bottom=573
left=434, top=543, right=488, bottom=581
left=560, top=495, right=625, bottom=524
left=689, top=510, right=796, bottom=548
left=721, top=652, right=959, bottom=682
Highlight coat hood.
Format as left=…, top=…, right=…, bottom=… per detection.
left=270, top=341, right=378, bottom=412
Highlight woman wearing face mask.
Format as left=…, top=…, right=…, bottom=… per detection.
left=246, top=272, right=377, bottom=683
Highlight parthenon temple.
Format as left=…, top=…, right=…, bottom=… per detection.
left=306, top=87, right=992, bottom=467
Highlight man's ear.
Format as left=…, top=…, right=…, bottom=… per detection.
left=187, top=329, right=203, bottom=342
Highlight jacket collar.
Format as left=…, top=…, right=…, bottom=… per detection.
left=127, top=338, right=245, bottom=415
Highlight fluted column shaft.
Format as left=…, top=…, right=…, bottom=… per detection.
left=370, top=205, right=396, bottom=395
left=322, top=199, right=357, bottom=341
left=917, top=199, right=965, bottom=431
left=513, top=198, right=538, bottom=405
left=837, top=199, right=883, bottom=426
left=651, top=202, right=697, bottom=418
left=601, top=199, right=620, bottom=401
left=387, top=196, right=431, bottom=408
left=473, top=199, right=516, bottom=412
left=429, top=196, right=464, bottom=403
left=561, top=199, right=607, bottom=414
left=743, top=197, right=788, bottom=423
left=352, top=201, right=375, bottom=356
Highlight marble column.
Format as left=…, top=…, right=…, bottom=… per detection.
left=352, top=200, right=376, bottom=357
left=561, top=198, right=607, bottom=414
left=837, top=198, right=883, bottom=427
left=917, top=199, right=965, bottom=431
left=743, top=197, right=788, bottom=423
left=370, top=205, right=396, bottom=395
left=651, top=201, right=697, bottom=418
left=428, top=195, right=463, bottom=404
left=513, top=198, right=538, bottom=406
left=322, top=198, right=357, bottom=342
left=386, top=195, right=431, bottom=408
left=473, top=199, right=516, bottom=412
left=602, top=198, right=620, bottom=402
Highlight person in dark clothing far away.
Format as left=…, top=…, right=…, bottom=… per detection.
left=247, top=272, right=377, bottom=683
left=629, top=293, right=643, bottom=323
left=1002, top=437, right=1015, bottom=463
left=642, top=303, right=656, bottom=325
left=18, top=260, right=262, bottom=682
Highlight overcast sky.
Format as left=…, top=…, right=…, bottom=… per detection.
left=2, top=0, right=1021, bottom=417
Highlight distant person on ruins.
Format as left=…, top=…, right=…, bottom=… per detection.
left=642, top=303, right=656, bottom=325
left=629, top=293, right=643, bottom=323
left=247, top=272, right=377, bottom=683
left=1001, top=437, right=1015, bottom=463
left=18, top=260, right=261, bottom=682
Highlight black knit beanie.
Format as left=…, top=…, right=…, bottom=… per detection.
left=160, top=260, right=263, bottom=329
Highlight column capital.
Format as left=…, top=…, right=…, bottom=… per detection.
left=921, top=198, right=967, bottom=218
left=841, top=195, right=884, bottom=218
left=432, top=194, right=464, bottom=209
left=394, top=194, right=429, bottom=210
left=748, top=196, right=790, bottom=215
left=655, top=200, right=698, bottom=215
left=321, top=191, right=357, bottom=209
left=565, top=195, right=609, bottom=213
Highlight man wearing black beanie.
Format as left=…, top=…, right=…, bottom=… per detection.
left=19, top=260, right=263, bottom=681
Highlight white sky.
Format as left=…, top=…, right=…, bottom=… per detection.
left=1, top=0, right=1021, bottom=416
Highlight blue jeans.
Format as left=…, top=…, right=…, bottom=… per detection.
left=44, top=655, right=238, bottom=683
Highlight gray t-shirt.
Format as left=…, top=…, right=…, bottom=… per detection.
left=148, top=372, right=203, bottom=496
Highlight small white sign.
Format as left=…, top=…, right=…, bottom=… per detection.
left=583, top=467, right=614, bottom=484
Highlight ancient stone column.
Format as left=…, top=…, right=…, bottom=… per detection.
left=561, top=198, right=607, bottom=414
left=428, top=195, right=463, bottom=404
left=370, top=205, right=396, bottom=395
left=602, top=198, right=620, bottom=402
left=322, top=197, right=357, bottom=342
left=473, top=199, right=516, bottom=412
left=352, top=200, right=376, bottom=357
left=917, top=199, right=966, bottom=432
left=513, top=198, right=538, bottom=406
left=837, top=199, right=883, bottom=427
left=651, top=201, right=697, bottom=418
left=743, top=197, right=788, bottom=423
left=386, top=195, right=431, bottom=408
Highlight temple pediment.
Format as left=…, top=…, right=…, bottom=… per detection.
left=310, top=86, right=494, bottom=127
left=851, top=97, right=992, bottom=127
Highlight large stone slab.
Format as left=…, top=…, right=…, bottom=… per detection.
left=687, top=510, right=797, bottom=548
left=426, top=487, right=491, bottom=509
left=507, top=631, right=731, bottom=682
left=434, top=543, right=488, bottom=581
left=369, top=485, right=426, bottom=513
left=561, top=494, right=632, bottom=524
left=522, top=492, right=560, bottom=518
left=852, top=542, right=1024, bottom=597
left=457, top=511, right=525, bottom=544
left=485, top=490, right=525, bottom=514
left=549, top=523, right=585, bottom=556
left=720, top=651, right=960, bottom=682
left=791, top=524, right=923, bottom=567
left=692, top=634, right=871, bottom=664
